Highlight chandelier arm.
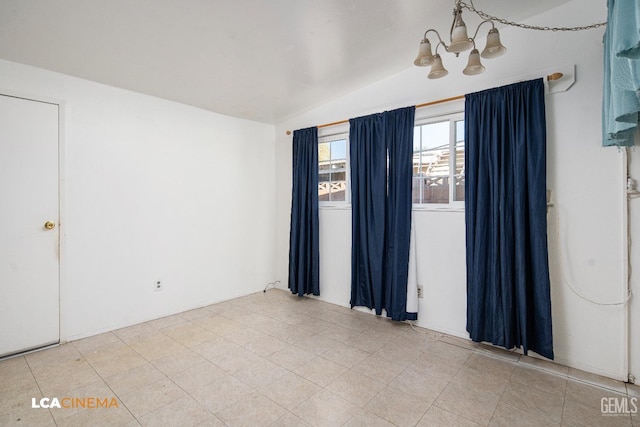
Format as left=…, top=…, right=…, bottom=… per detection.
left=470, top=19, right=495, bottom=41
left=434, top=40, right=449, bottom=55
left=459, top=0, right=606, bottom=32
left=423, top=29, right=445, bottom=45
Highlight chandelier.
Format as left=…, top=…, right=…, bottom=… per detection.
left=414, top=0, right=506, bottom=78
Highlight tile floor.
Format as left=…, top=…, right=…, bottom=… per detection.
left=1, top=289, right=638, bottom=426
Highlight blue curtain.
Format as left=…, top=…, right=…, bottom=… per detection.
left=603, top=0, right=640, bottom=146
left=465, top=79, right=554, bottom=359
left=350, top=106, right=417, bottom=321
left=288, top=127, right=320, bottom=296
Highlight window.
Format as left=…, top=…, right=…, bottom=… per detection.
left=412, top=114, right=465, bottom=206
left=315, top=113, right=464, bottom=207
left=318, top=134, right=349, bottom=203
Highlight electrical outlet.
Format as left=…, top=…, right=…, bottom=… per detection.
left=154, top=280, right=163, bottom=291
left=417, top=285, right=424, bottom=299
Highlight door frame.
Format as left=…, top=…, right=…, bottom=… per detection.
left=0, top=89, right=66, bottom=348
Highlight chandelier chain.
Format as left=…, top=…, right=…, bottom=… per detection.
left=460, top=0, right=607, bottom=32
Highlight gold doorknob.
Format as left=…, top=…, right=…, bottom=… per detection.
left=44, top=221, right=56, bottom=230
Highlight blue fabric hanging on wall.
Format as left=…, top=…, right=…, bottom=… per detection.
left=288, top=127, right=320, bottom=296
left=465, top=79, right=554, bottom=359
left=384, top=108, right=417, bottom=321
left=603, top=0, right=640, bottom=146
left=350, top=106, right=417, bottom=321
left=350, top=114, right=387, bottom=313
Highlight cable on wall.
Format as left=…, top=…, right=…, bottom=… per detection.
left=263, top=280, right=281, bottom=293
left=553, top=147, right=637, bottom=307
left=555, top=205, right=633, bottom=307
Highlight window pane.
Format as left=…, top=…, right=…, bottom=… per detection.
left=413, top=127, right=421, bottom=152
left=421, top=121, right=449, bottom=151
left=331, top=172, right=346, bottom=182
left=454, top=120, right=465, bottom=202
left=412, top=127, right=423, bottom=178
left=318, top=182, right=330, bottom=201
left=330, top=184, right=346, bottom=201
left=454, top=172, right=465, bottom=201
left=318, top=142, right=330, bottom=162
left=318, top=133, right=349, bottom=204
left=412, top=151, right=422, bottom=176
left=412, top=177, right=422, bottom=204
left=456, top=121, right=465, bottom=143
left=413, top=121, right=450, bottom=204
left=424, top=175, right=449, bottom=203
left=331, top=139, right=346, bottom=161
left=331, top=159, right=346, bottom=171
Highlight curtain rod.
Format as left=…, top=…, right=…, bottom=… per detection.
left=285, top=72, right=564, bottom=135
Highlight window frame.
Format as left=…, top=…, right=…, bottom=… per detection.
left=412, top=111, right=465, bottom=211
left=318, top=129, right=351, bottom=208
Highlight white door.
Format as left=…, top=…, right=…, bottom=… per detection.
left=0, top=94, right=60, bottom=357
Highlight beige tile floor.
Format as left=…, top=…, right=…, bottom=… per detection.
left=1, top=289, right=638, bottom=426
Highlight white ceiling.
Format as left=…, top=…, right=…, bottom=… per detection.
left=0, top=0, right=568, bottom=124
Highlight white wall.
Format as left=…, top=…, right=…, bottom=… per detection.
left=275, top=0, right=636, bottom=380
left=0, top=59, right=277, bottom=341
